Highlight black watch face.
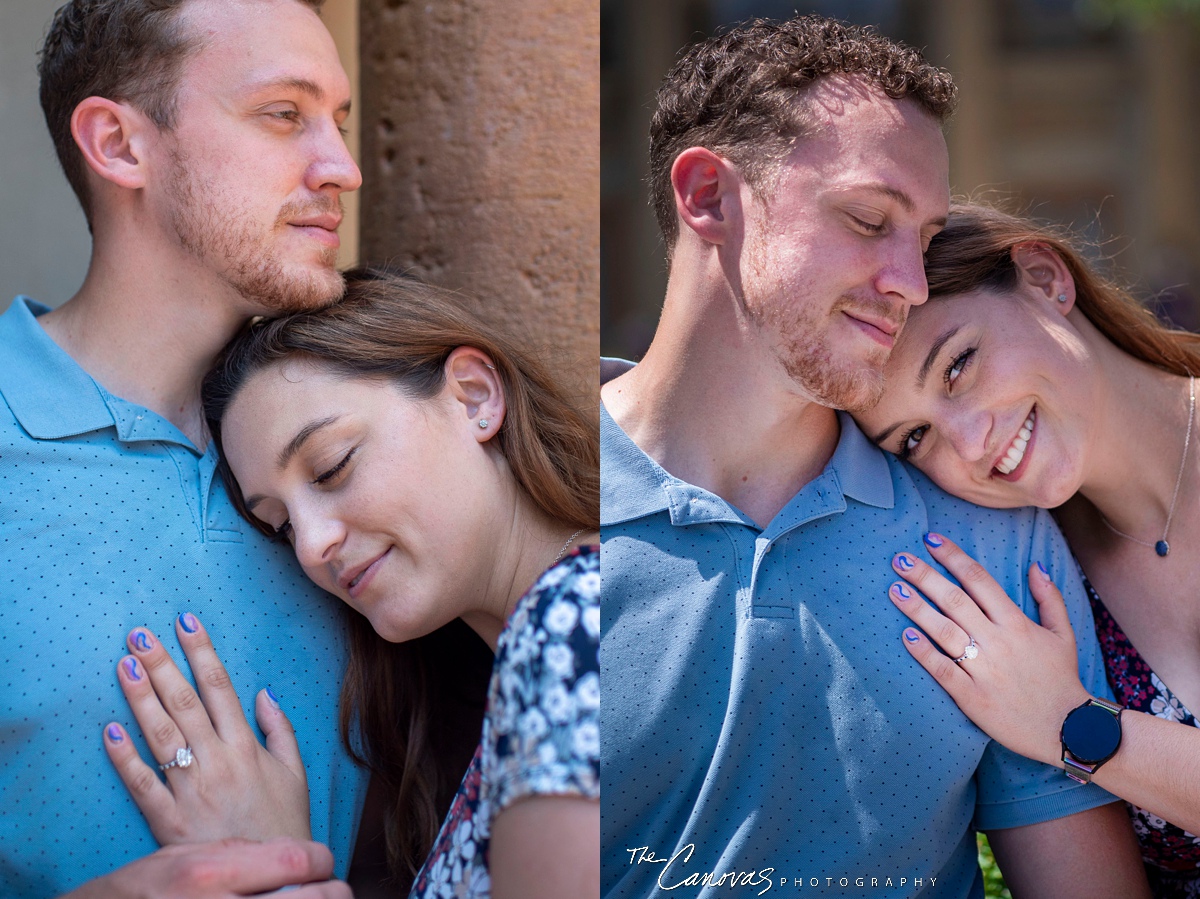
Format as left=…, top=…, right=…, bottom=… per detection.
left=1062, top=704, right=1121, bottom=765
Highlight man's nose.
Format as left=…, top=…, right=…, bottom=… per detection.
left=306, top=121, right=363, bottom=195
left=875, top=235, right=929, bottom=309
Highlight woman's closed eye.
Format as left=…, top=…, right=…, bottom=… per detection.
left=313, top=447, right=357, bottom=486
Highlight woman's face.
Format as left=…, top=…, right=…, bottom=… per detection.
left=852, top=286, right=1099, bottom=509
left=221, top=355, right=507, bottom=641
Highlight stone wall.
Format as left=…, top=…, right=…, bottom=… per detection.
left=360, top=0, right=599, bottom=405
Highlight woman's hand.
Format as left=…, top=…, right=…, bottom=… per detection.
left=890, top=532, right=1094, bottom=768
left=102, top=612, right=311, bottom=845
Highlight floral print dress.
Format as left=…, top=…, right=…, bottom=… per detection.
left=410, top=545, right=600, bottom=899
left=1085, top=575, right=1200, bottom=898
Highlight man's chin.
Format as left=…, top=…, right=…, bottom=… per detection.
left=798, top=367, right=885, bottom=413
left=241, top=264, right=346, bottom=314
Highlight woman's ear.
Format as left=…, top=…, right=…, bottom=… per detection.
left=70, top=97, right=151, bottom=192
left=444, top=347, right=505, bottom=441
left=1011, top=242, right=1076, bottom=314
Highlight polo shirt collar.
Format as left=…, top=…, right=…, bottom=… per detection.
left=600, top=364, right=895, bottom=529
left=0, top=297, right=196, bottom=448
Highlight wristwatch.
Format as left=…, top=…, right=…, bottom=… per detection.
left=1060, top=697, right=1124, bottom=784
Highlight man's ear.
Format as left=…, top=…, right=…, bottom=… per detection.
left=671, top=146, right=739, bottom=246
left=70, top=97, right=151, bottom=191
left=444, top=347, right=506, bottom=441
left=1012, top=242, right=1076, bottom=314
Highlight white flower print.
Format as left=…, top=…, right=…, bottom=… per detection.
left=545, top=643, right=575, bottom=678
left=543, top=599, right=579, bottom=635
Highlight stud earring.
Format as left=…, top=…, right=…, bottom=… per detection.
left=479, top=419, right=490, bottom=429
left=1057, top=293, right=1068, bottom=303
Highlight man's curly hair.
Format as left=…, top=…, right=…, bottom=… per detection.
left=38, top=0, right=325, bottom=228
left=649, top=15, right=958, bottom=251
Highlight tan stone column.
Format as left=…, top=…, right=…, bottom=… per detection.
left=360, top=0, right=599, bottom=405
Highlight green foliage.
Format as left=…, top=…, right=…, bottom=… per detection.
left=1090, top=0, right=1200, bottom=23
left=977, top=833, right=1012, bottom=899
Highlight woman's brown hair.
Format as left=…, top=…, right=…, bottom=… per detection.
left=923, top=200, right=1200, bottom=376
left=201, top=265, right=599, bottom=887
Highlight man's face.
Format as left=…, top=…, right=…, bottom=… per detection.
left=151, top=0, right=361, bottom=313
left=736, top=79, right=950, bottom=412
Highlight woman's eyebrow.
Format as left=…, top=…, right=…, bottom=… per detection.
left=917, top=326, right=961, bottom=388
left=277, top=416, right=341, bottom=470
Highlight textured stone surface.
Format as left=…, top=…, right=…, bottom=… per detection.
left=361, top=0, right=599, bottom=406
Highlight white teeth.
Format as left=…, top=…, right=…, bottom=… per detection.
left=996, top=410, right=1036, bottom=475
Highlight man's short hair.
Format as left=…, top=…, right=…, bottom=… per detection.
left=38, top=0, right=325, bottom=228
left=649, top=15, right=957, bottom=250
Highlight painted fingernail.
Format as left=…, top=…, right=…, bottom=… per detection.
left=904, top=628, right=921, bottom=644
left=892, top=582, right=912, bottom=600
left=266, top=686, right=281, bottom=709
left=123, top=657, right=142, bottom=681
left=1036, top=561, right=1048, bottom=576
left=895, top=554, right=915, bottom=571
left=106, top=724, right=124, bottom=743
left=178, top=612, right=199, bottom=634
left=130, top=630, right=153, bottom=652
left=923, top=532, right=944, bottom=548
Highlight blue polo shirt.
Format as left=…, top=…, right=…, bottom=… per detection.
left=600, top=373, right=1118, bottom=898
left=0, top=298, right=368, bottom=897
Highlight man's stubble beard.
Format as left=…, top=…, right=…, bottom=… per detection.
left=743, top=234, right=891, bottom=414
left=167, top=151, right=345, bottom=313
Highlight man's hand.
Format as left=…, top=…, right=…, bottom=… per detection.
left=60, top=838, right=352, bottom=899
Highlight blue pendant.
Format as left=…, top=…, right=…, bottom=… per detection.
left=1156, top=540, right=1170, bottom=557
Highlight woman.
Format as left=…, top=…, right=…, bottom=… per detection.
left=852, top=201, right=1200, bottom=896
left=99, top=267, right=600, bottom=898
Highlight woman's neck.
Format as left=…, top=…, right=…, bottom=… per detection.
left=459, top=485, right=595, bottom=652
left=1071, top=329, right=1199, bottom=545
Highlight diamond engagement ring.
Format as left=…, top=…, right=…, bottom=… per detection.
left=952, top=636, right=979, bottom=664
left=158, top=746, right=194, bottom=772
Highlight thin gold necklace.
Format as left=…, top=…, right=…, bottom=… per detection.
left=1100, top=374, right=1194, bottom=558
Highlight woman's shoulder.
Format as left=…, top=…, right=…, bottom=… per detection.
left=507, top=544, right=599, bottom=645
left=484, top=544, right=600, bottom=809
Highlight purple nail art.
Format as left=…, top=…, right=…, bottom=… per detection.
left=179, top=612, right=199, bottom=634
left=1037, top=561, right=1048, bottom=576
left=904, top=628, right=921, bottom=643
left=895, top=554, right=915, bottom=571
left=266, top=686, right=281, bottom=708
left=106, top=724, right=124, bottom=743
left=131, top=630, right=152, bottom=652
left=123, top=657, right=142, bottom=681
left=923, top=532, right=944, bottom=548
left=893, top=582, right=912, bottom=600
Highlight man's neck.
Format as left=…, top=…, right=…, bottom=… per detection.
left=38, top=239, right=252, bottom=450
left=602, top=270, right=841, bottom=529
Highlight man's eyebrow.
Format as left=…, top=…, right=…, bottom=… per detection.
left=846, top=184, right=947, bottom=229
left=246, top=77, right=353, bottom=113
left=867, top=325, right=961, bottom=448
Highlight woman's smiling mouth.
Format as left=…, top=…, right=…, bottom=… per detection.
left=994, top=407, right=1036, bottom=476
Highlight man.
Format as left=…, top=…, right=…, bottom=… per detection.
left=601, top=16, right=1149, bottom=898
left=1, top=1, right=364, bottom=896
